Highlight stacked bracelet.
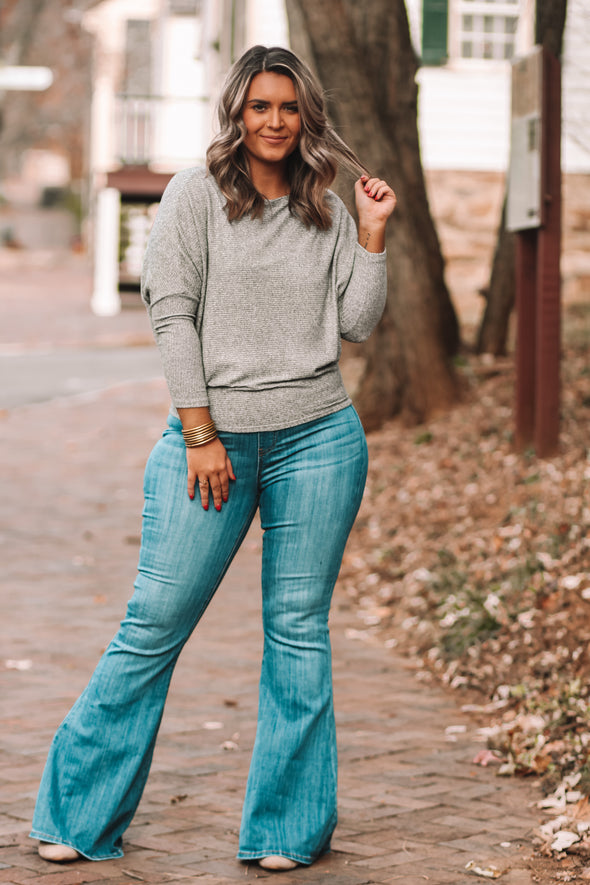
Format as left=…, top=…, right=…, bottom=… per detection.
left=182, top=421, right=218, bottom=447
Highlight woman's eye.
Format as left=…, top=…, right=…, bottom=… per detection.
left=252, top=104, right=266, bottom=112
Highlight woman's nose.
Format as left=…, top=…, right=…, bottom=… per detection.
left=267, top=107, right=282, bottom=129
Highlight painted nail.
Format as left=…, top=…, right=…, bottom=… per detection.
left=215, top=503, right=222, bottom=511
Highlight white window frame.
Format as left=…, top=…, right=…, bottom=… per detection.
left=447, top=0, right=533, bottom=69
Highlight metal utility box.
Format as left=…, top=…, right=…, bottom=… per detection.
left=507, top=46, right=543, bottom=232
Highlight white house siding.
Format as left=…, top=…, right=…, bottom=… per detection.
left=562, top=0, right=590, bottom=173
left=154, top=15, right=207, bottom=168
left=246, top=0, right=289, bottom=48
left=416, top=65, right=510, bottom=171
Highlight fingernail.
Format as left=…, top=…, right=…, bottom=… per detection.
left=215, top=503, right=221, bottom=511
left=223, top=495, right=228, bottom=502
left=189, top=493, right=194, bottom=500
left=203, top=503, right=208, bottom=511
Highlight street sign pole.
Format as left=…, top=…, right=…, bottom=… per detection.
left=507, top=46, right=562, bottom=457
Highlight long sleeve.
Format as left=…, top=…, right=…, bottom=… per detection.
left=141, top=172, right=210, bottom=409
left=332, top=202, right=388, bottom=343
left=140, top=171, right=387, bottom=432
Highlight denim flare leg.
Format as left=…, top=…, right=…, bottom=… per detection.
left=30, top=405, right=368, bottom=865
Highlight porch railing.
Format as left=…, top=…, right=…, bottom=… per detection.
left=114, top=94, right=209, bottom=167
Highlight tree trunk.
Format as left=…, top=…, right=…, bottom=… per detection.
left=477, top=0, right=568, bottom=355
left=476, top=200, right=515, bottom=355
left=286, top=0, right=460, bottom=428
left=535, top=0, right=568, bottom=56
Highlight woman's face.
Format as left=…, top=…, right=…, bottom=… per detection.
left=241, top=71, right=301, bottom=173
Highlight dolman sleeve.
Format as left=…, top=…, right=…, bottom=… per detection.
left=141, top=171, right=210, bottom=409
left=331, top=198, right=388, bottom=342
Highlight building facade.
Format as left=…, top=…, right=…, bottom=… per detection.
left=83, top=0, right=288, bottom=315
left=407, top=0, right=590, bottom=173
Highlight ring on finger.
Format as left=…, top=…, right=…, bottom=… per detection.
left=198, top=480, right=208, bottom=488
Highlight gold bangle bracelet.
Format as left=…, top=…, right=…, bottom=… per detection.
left=183, top=428, right=217, bottom=439
left=182, top=421, right=215, bottom=437
left=183, top=429, right=217, bottom=443
left=184, top=434, right=218, bottom=448
left=182, top=421, right=215, bottom=434
left=182, top=430, right=217, bottom=441
left=182, top=421, right=218, bottom=447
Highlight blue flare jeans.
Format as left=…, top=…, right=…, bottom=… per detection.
left=30, top=405, right=368, bottom=865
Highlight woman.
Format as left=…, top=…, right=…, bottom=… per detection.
left=30, top=45, right=396, bottom=872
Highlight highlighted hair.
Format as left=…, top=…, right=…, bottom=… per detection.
left=206, top=45, right=368, bottom=230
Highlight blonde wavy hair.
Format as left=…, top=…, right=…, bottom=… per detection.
left=206, top=45, right=368, bottom=230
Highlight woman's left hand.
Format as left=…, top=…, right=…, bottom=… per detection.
left=355, top=176, right=397, bottom=225
left=355, top=176, right=396, bottom=253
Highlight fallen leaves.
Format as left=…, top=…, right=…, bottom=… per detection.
left=341, top=344, right=590, bottom=864
left=473, top=749, right=503, bottom=767
left=536, top=786, right=590, bottom=858
left=465, top=860, right=503, bottom=878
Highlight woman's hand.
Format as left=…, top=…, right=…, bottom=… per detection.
left=355, top=175, right=397, bottom=253
left=186, top=438, right=235, bottom=511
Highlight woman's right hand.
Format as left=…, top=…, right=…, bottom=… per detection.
left=186, top=438, right=235, bottom=511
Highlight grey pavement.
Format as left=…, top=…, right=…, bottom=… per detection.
left=0, top=252, right=544, bottom=884
left=0, top=346, right=162, bottom=409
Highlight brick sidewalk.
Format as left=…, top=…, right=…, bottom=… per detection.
left=0, top=255, right=542, bottom=884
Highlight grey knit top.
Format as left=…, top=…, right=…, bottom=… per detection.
left=141, top=167, right=387, bottom=432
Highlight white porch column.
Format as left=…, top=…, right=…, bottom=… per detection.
left=91, top=187, right=121, bottom=317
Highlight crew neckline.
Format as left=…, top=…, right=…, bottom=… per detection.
left=264, top=193, right=290, bottom=204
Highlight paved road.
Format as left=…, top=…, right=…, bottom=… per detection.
left=0, top=345, right=162, bottom=409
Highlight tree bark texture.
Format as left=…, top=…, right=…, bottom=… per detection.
left=286, top=0, right=460, bottom=428
left=476, top=199, right=515, bottom=355
left=477, top=0, right=567, bottom=355
left=535, top=0, right=568, bottom=56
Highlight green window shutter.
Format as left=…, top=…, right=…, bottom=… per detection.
left=422, top=0, right=448, bottom=65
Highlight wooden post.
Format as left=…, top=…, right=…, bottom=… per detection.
left=508, top=46, right=561, bottom=456
left=515, top=229, right=537, bottom=450
left=534, top=48, right=561, bottom=457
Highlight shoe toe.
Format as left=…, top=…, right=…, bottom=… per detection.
left=258, top=855, right=298, bottom=871
left=38, top=842, right=81, bottom=863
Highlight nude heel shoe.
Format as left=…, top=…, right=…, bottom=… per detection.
left=258, top=855, right=298, bottom=871
left=38, top=842, right=81, bottom=862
